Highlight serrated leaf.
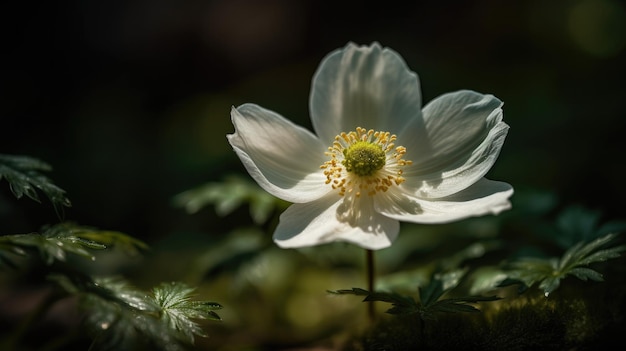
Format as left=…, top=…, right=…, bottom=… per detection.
left=430, top=300, right=481, bottom=314
left=567, top=267, right=604, bottom=282
left=328, top=288, right=418, bottom=315
left=328, top=287, right=364, bottom=295
left=421, top=284, right=500, bottom=318
left=75, top=279, right=183, bottom=351
left=366, top=292, right=417, bottom=313
left=0, top=222, right=147, bottom=267
left=151, top=282, right=222, bottom=344
left=330, top=279, right=499, bottom=320
left=72, top=228, right=150, bottom=255
left=38, top=223, right=106, bottom=262
left=51, top=273, right=222, bottom=351
left=577, top=246, right=625, bottom=266
left=2, top=232, right=99, bottom=265
left=503, top=232, right=625, bottom=296
left=94, top=276, right=158, bottom=311
left=561, top=233, right=618, bottom=266
left=0, top=154, right=72, bottom=214
left=419, top=278, right=445, bottom=307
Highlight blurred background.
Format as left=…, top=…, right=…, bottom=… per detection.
left=1, top=0, right=626, bottom=349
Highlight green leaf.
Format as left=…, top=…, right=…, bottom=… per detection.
left=329, top=287, right=370, bottom=297
left=0, top=154, right=71, bottom=214
left=503, top=232, right=625, bottom=296
left=95, top=276, right=159, bottom=311
left=1, top=231, right=103, bottom=265
left=329, top=275, right=500, bottom=320
left=0, top=222, right=146, bottom=267
left=329, top=288, right=419, bottom=315
left=417, top=277, right=500, bottom=320
left=567, top=267, right=604, bottom=281
left=419, top=276, right=445, bottom=307
left=172, top=175, right=284, bottom=224
left=70, top=226, right=150, bottom=255
left=152, top=282, right=222, bottom=344
left=75, top=276, right=179, bottom=351
left=52, top=275, right=222, bottom=351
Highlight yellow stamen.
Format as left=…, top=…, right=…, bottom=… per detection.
left=320, top=127, right=412, bottom=198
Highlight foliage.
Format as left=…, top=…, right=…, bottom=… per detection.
left=0, top=153, right=71, bottom=215
left=500, top=232, right=626, bottom=296
left=172, top=174, right=285, bottom=224
left=0, top=154, right=222, bottom=351
left=52, top=275, right=222, bottom=351
left=153, top=282, right=223, bottom=343
left=330, top=273, right=500, bottom=321
left=0, top=222, right=147, bottom=267
left=2, top=154, right=626, bottom=350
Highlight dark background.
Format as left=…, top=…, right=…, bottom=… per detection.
left=2, top=0, right=625, bottom=242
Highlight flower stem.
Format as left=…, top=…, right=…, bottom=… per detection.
left=366, top=249, right=375, bottom=321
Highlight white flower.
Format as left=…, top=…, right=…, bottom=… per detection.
left=227, top=42, right=513, bottom=250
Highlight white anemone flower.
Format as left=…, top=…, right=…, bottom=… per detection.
left=227, top=42, right=513, bottom=250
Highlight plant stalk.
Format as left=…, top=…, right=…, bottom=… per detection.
left=366, top=249, right=375, bottom=321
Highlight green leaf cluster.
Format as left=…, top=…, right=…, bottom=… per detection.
left=1, top=154, right=223, bottom=350
left=0, top=222, right=148, bottom=267
left=52, top=275, right=222, bottom=351
left=0, top=154, right=71, bottom=214
left=502, top=232, right=626, bottom=296
left=330, top=274, right=500, bottom=321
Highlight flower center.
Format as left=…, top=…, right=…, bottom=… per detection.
left=342, top=141, right=386, bottom=176
left=320, top=127, right=412, bottom=198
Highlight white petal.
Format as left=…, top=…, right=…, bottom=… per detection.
left=376, top=178, right=513, bottom=223
left=274, top=193, right=399, bottom=250
left=309, top=42, right=422, bottom=143
left=227, top=104, right=330, bottom=203
left=403, top=91, right=509, bottom=198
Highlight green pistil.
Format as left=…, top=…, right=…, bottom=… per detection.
left=342, top=141, right=386, bottom=176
